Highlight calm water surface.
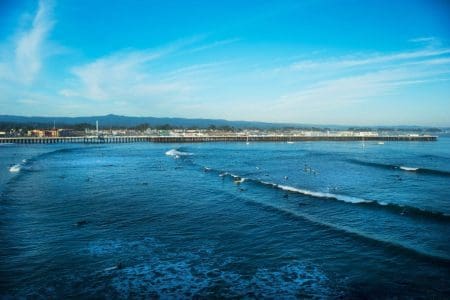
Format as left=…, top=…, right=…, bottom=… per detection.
left=1, top=139, right=449, bottom=298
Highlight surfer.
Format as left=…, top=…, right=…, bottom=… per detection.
left=234, top=178, right=243, bottom=184
left=104, top=262, right=124, bottom=272
left=76, top=220, right=88, bottom=226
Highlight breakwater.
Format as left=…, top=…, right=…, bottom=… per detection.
left=0, top=135, right=437, bottom=144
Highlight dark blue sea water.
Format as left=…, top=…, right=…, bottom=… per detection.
left=1, top=139, right=449, bottom=298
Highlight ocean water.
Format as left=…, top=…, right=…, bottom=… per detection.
left=0, top=139, right=449, bottom=298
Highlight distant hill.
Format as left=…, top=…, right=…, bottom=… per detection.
left=0, top=114, right=446, bottom=131
left=0, top=114, right=310, bottom=129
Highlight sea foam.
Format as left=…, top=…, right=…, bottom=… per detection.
left=165, top=149, right=193, bottom=157
left=276, top=184, right=372, bottom=204
left=399, top=166, right=419, bottom=172
left=9, top=164, right=21, bottom=173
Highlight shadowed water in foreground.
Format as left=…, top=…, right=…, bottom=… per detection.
left=1, top=139, right=449, bottom=298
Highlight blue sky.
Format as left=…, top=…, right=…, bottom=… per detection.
left=0, top=0, right=449, bottom=126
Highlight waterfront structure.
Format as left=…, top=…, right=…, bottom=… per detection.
left=0, top=135, right=437, bottom=144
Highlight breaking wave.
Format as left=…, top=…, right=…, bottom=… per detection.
left=348, top=159, right=450, bottom=177
left=399, top=166, right=418, bottom=171
left=5, top=147, right=97, bottom=186
left=8, top=159, right=33, bottom=173
left=9, top=164, right=22, bottom=173
left=165, top=149, right=193, bottom=157
left=208, top=167, right=450, bottom=222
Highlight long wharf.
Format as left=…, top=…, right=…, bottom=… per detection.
left=0, top=135, right=437, bottom=144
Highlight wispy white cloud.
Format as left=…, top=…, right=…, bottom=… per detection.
left=257, top=46, right=450, bottom=123
left=0, top=0, right=55, bottom=85
left=290, top=48, right=450, bottom=72
left=162, top=61, right=233, bottom=81
left=15, top=0, right=54, bottom=84
left=279, top=69, right=425, bottom=107
left=64, top=48, right=195, bottom=103
left=60, top=34, right=242, bottom=107
left=0, top=0, right=62, bottom=118
left=64, top=43, right=448, bottom=123
left=186, top=38, right=241, bottom=53
left=409, top=36, right=442, bottom=48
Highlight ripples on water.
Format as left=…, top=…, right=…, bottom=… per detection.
left=0, top=139, right=449, bottom=298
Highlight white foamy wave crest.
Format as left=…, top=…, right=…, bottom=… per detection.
left=165, top=149, right=193, bottom=157
left=276, top=184, right=373, bottom=204
left=215, top=169, right=372, bottom=204
left=400, top=166, right=419, bottom=172
left=220, top=172, right=238, bottom=178
left=9, top=164, right=21, bottom=173
left=219, top=172, right=247, bottom=183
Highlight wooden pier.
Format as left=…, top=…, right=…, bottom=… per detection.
left=0, top=135, right=437, bottom=144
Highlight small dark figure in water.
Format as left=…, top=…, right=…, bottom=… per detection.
left=284, top=176, right=288, bottom=180
left=400, top=209, right=407, bottom=216
left=76, top=220, right=88, bottom=226
left=283, top=193, right=289, bottom=198
left=142, top=182, right=148, bottom=185
left=116, top=262, right=124, bottom=269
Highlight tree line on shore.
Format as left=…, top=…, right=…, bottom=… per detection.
left=0, top=121, right=444, bottom=133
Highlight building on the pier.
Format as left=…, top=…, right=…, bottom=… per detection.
left=356, top=131, right=379, bottom=137
left=28, top=130, right=45, bottom=137
left=44, top=130, right=59, bottom=137
left=58, top=129, right=84, bottom=137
